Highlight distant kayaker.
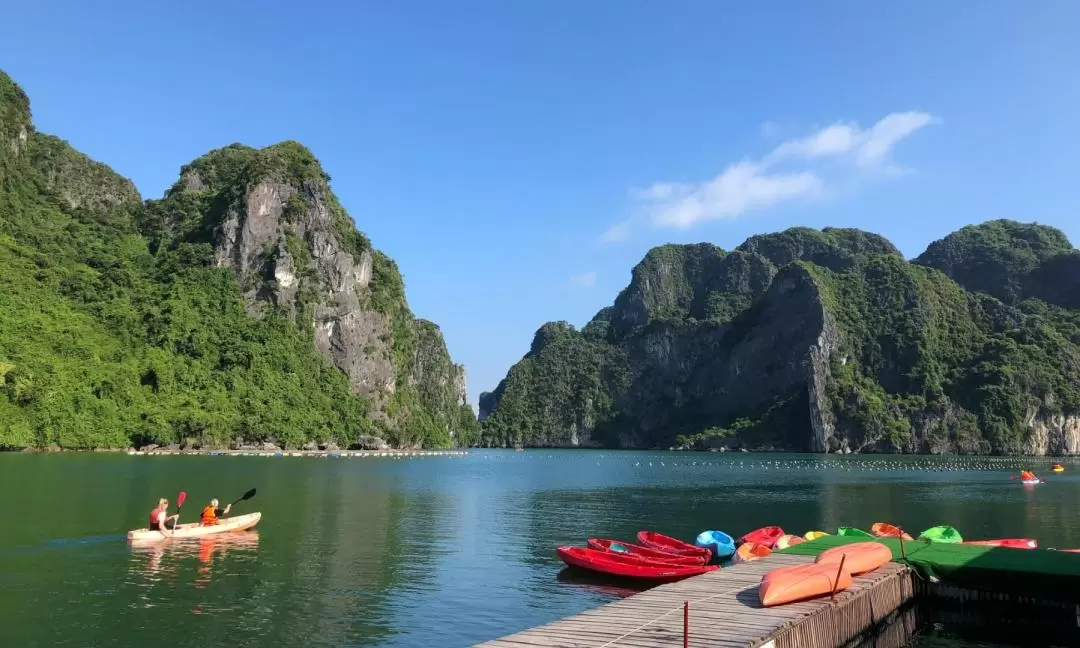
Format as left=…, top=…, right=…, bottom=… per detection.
left=149, top=498, right=180, bottom=536
left=200, top=498, right=232, bottom=526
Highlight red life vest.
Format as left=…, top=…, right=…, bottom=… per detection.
left=149, top=507, right=165, bottom=527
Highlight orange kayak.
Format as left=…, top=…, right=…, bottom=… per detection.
left=775, top=534, right=806, bottom=550
left=871, top=522, right=913, bottom=541
left=733, top=542, right=772, bottom=563
left=759, top=562, right=853, bottom=607
left=815, top=542, right=891, bottom=575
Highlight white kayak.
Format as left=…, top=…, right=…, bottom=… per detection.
left=1022, top=479, right=1041, bottom=485
left=127, top=512, right=262, bottom=543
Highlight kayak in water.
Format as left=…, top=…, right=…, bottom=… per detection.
left=556, top=546, right=718, bottom=580
left=1052, top=464, right=1065, bottom=473
left=918, top=525, right=963, bottom=543
left=694, top=530, right=736, bottom=560
left=127, top=512, right=262, bottom=543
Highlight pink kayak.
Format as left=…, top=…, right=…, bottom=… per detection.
left=962, top=538, right=1038, bottom=550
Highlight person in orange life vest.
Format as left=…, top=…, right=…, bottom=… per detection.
left=149, top=497, right=180, bottom=536
left=201, top=498, right=232, bottom=526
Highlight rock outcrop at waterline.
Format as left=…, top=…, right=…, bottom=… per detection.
left=481, top=223, right=1080, bottom=456
left=0, top=69, right=477, bottom=450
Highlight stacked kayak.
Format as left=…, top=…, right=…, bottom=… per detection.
left=919, top=525, right=963, bottom=543
left=759, top=561, right=851, bottom=607
left=587, top=538, right=706, bottom=566
left=871, top=522, right=913, bottom=541
left=127, top=512, right=262, bottom=543
left=557, top=547, right=718, bottom=580
left=638, top=531, right=712, bottom=561
left=774, top=534, right=806, bottom=550
left=733, top=542, right=772, bottom=563
left=695, top=530, right=736, bottom=560
left=837, top=527, right=875, bottom=539
left=804, top=530, right=830, bottom=541
left=739, top=526, right=785, bottom=548
left=962, top=538, right=1037, bottom=549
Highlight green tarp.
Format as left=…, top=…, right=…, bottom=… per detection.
left=777, top=535, right=1080, bottom=601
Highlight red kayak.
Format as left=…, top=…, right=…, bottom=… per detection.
left=587, top=538, right=707, bottom=566
left=962, top=538, right=1038, bottom=550
left=739, top=526, right=785, bottom=549
left=557, top=546, right=718, bottom=580
left=637, top=531, right=712, bottom=560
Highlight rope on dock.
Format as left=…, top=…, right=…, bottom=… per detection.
left=594, top=582, right=751, bottom=647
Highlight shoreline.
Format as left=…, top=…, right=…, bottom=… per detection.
left=2, top=447, right=469, bottom=458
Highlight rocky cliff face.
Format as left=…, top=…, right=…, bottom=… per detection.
left=144, top=142, right=472, bottom=444
left=482, top=223, right=1080, bottom=456
left=0, top=69, right=475, bottom=450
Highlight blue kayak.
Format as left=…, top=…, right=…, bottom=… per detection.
left=695, top=530, right=735, bottom=560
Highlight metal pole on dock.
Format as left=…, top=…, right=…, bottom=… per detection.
left=830, top=554, right=847, bottom=602
left=683, top=601, right=688, bottom=648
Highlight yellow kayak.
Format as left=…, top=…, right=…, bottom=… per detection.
left=804, top=530, right=830, bottom=541
left=127, top=512, right=262, bottom=543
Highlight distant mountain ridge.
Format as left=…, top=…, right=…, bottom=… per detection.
left=480, top=221, right=1080, bottom=455
left=0, top=69, right=478, bottom=450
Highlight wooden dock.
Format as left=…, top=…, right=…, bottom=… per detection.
left=477, top=554, right=916, bottom=648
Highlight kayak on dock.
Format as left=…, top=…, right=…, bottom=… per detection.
left=803, top=530, right=830, bottom=541
left=918, top=525, right=963, bottom=543
left=637, top=531, right=712, bottom=560
left=739, top=526, right=784, bottom=548
left=774, top=534, right=805, bottom=550
left=556, top=546, right=718, bottom=581
left=694, top=530, right=736, bottom=560
left=127, top=512, right=262, bottom=543
left=587, top=538, right=707, bottom=566
left=871, top=522, right=914, bottom=540
left=760, top=561, right=852, bottom=607
left=962, top=538, right=1037, bottom=549
left=733, top=542, right=772, bottom=563
left=837, top=526, right=875, bottom=539
left=815, top=542, right=892, bottom=576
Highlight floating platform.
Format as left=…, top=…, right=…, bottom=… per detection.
left=477, top=553, right=915, bottom=648
left=480, top=535, right=1080, bottom=647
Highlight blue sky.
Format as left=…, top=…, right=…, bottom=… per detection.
left=3, top=1, right=1079, bottom=404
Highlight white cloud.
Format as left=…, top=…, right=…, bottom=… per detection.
left=599, top=220, right=633, bottom=244
left=636, top=111, right=938, bottom=230
left=567, top=271, right=597, bottom=289
left=645, top=163, right=823, bottom=229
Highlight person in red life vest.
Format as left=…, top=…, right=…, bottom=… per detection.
left=200, top=498, right=232, bottom=526
left=149, top=497, right=180, bottom=536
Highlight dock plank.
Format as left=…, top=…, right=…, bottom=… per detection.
left=476, top=555, right=910, bottom=648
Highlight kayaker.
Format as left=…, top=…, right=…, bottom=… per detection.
left=149, top=497, right=179, bottom=536
left=200, top=498, right=232, bottom=526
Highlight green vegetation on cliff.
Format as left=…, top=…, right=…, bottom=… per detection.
left=482, top=221, right=1080, bottom=455
left=0, top=70, right=474, bottom=450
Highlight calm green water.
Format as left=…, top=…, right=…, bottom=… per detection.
left=1, top=451, right=1078, bottom=647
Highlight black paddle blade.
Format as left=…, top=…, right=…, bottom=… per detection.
left=240, top=488, right=256, bottom=501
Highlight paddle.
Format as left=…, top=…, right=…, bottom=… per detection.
left=174, top=490, right=187, bottom=532
left=228, top=488, right=257, bottom=508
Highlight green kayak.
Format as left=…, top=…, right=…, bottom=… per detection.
left=918, top=525, right=963, bottom=543
left=837, top=526, right=875, bottom=539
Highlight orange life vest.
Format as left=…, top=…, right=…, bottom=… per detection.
left=201, top=505, right=219, bottom=526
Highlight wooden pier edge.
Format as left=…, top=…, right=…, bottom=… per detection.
left=477, top=554, right=919, bottom=648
